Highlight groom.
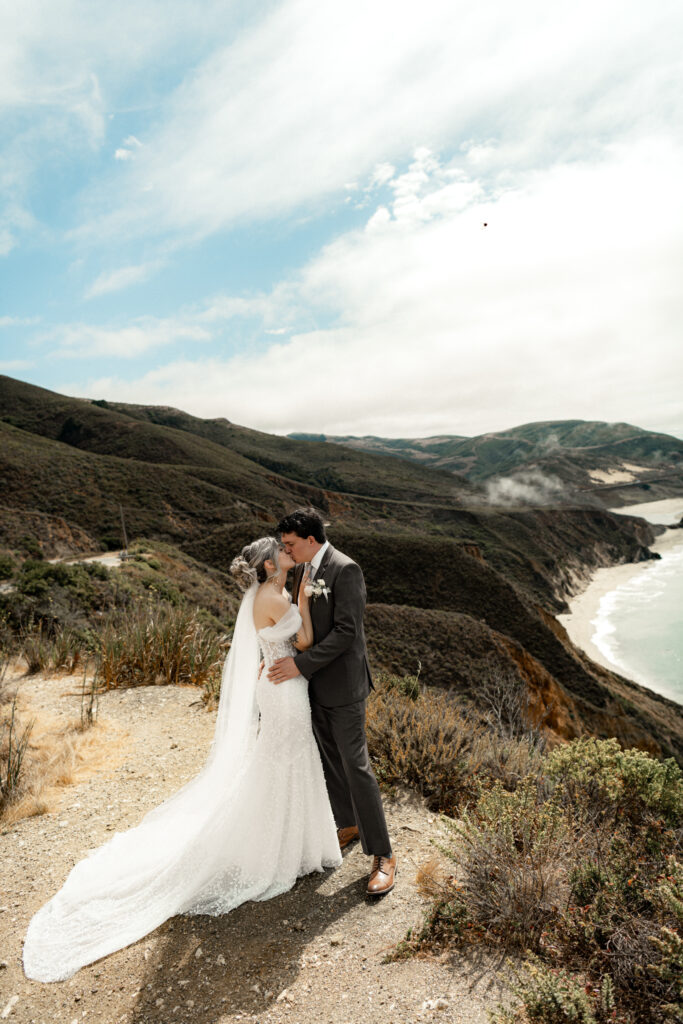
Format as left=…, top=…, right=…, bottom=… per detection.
left=267, top=507, right=396, bottom=896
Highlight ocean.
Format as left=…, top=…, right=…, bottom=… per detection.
left=592, top=500, right=683, bottom=704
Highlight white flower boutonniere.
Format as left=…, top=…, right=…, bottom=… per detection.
left=304, top=577, right=331, bottom=601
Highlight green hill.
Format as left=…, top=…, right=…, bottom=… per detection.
left=1, top=374, right=682, bottom=761
left=290, top=419, right=683, bottom=504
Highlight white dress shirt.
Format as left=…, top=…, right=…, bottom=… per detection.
left=308, top=540, right=329, bottom=580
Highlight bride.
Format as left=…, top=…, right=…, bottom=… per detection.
left=23, top=537, right=342, bottom=982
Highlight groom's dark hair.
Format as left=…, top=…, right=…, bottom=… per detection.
left=277, top=507, right=327, bottom=543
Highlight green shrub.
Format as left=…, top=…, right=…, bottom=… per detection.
left=493, top=959, right=622, bottom=1024
left=17, top=560, right=99, bottom=604
left=0, top=554, right=15, bottom=580
left=366, top=681, right=487, bottom=814
left=406, top=738, right=683, bottom=1023
left=647, top=857, right=683, bottom=1021
left=546, top=737, right=683, bottom=833
left=19, top=535, right=43, bottom=560
left=446, top=778, right=572, bottom=950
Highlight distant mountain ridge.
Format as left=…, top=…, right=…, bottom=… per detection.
left=290, top=419, right=683, bottom=505
left=2, top=374, right=682, bottom=762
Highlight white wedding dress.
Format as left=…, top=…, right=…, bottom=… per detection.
left=23, top=586, right=341, bottom=982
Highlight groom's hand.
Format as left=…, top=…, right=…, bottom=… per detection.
left=268, top=657, right=298, bottom=685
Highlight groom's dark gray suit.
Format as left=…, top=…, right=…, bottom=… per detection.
left=292, top=545, right=391, bottom=857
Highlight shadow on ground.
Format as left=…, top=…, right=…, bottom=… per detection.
left=128, top=866, right=369, bottom=1023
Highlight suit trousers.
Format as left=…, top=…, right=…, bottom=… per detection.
left=310, top=698, right=391, bottom=857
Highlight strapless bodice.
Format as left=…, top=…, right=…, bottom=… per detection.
left=257, top=604, right=302, bottom=665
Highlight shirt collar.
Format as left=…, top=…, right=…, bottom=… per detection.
left=310, top=540, right=329, bottom=572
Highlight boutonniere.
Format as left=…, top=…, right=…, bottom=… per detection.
left=304, top=577, right=331, bottom=601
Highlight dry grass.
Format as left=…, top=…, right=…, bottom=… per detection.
left=93, top=602, right=227, bottom=691
left=0, top=690, right=34, bottom=814
left=0, top=696, right=124, bottom=825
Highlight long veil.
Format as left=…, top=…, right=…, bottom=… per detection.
left=23, top=583, right=260, bottom=982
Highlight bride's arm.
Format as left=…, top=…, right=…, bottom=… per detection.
left=293, top=571, right=313, bottom=651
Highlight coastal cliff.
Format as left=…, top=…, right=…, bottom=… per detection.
left=1, top=374, right=682, bottom=761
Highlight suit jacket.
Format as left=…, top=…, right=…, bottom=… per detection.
left=292, top=544, right=372, bottom=708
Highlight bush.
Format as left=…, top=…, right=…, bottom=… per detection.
left=93, top=603, right=227, bottom=690
left=493, top=959, right=622, bottom=1024
left=406, top=738, right=683, bottom=1023
left=366, top=674, right=544, bottom=816
left=17, top=560, right=101, bottom=605
left=545, top=737, right=683, bottom=833
left=366, top=678, right=488, bottom=814
left=445, top=778, right=572, bottom=950
left=19, top=535, right=43, bottom=560
left=0, top=553, right=15, bottom=580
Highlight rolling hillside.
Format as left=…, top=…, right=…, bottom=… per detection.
left=1, top=374, right=682, bottom=760
left=290, top=419, right=683, bottom=505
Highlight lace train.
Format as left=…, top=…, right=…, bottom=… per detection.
left=23, top=602, right=341, bottom=982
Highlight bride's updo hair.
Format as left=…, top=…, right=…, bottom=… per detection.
left=230, top=536, right=281, bottom=592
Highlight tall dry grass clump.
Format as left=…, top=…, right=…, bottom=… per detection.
left=19, top=619, right=87, bottom=675
left=0, top=690, right=35, bottom=817
left=93, top=603, right=227, bottom=691
left=0, top=629, right=34, bottom=817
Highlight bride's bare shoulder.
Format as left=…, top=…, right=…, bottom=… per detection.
left=253, top=587, right=292, bottom=629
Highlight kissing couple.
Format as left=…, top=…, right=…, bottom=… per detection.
left=23, top=507, right=395, bottom=982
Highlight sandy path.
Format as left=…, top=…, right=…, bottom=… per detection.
left=1, top=673, right=501, bottom=1024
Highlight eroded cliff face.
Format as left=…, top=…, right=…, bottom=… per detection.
left=0, top=508, right=97, bottom=559
left=499, top=636, right=664, bottom=757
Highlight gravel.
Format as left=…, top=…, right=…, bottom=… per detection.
left=1, top=672, right=507, bottom=1024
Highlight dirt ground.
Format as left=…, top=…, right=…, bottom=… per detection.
left=1, top=670, right=507, bottom=1024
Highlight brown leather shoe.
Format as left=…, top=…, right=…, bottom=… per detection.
left=367, top=854, right=397, bottom=896
left=337, top=825, right=360, bottom=849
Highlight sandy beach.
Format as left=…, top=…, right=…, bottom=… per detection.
left=558, top=498, right=683, bottom=677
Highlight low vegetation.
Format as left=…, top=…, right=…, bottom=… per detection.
left=366, top=670, right=544, bottom=816
left=93, top=603, right=227, bottom=691
left=390, top=734, right=683, bottom=1024
left=1, top=512, right=681, bottom=1022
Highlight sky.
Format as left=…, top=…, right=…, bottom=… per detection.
left=1, top=0, right=682, bottom=440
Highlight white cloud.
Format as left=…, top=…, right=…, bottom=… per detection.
left=85, top=260, right=163, bottom=298
left=73, top=0, right=682, bottom=248
left=46, top=316, right=212, bottom=359
left=114, top=134, right=143, bottom=161
left=68, top=137, right=683, bottom=439
left=0, top=316, right=40, bottom=327
left=0, top=0, right=252, bottom=250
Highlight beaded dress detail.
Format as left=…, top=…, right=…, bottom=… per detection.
left=23, top=601, right=341, bottom=982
